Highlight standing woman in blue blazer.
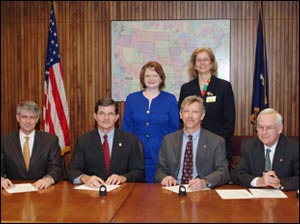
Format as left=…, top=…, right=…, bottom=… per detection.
left=122, top=61, right=179, bottom=183
left=178, top=47, right=235, bottom=166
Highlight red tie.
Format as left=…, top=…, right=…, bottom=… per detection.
left=181, top=135, right=193, bottom=184
left=102, top=135, right=110, bottom=173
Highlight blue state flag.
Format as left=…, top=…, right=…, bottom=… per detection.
left=250, top=11, right=269, bottom=124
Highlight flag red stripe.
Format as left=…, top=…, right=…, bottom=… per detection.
left=47, top=99, right=55, bottom=133
left=48, top=66, right=70, bottom=145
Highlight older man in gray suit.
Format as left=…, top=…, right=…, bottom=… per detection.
left=155, top=95, right=229, bottom=190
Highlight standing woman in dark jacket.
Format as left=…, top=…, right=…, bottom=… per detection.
left=178, top=47, right=235, bottom=166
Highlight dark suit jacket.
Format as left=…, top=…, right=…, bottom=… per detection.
left=1, top=130, right=62, bottom=183
left=154, top=128, right=230, bottom=187
left=233, top=134, right=299, bottom=190
left=178, top=76, right=235, bottom=139
left=67, top=128, right=145, bottom=183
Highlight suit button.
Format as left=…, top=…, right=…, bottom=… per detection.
left=146, top=122, right=150, bottom=126
left=146, top=134, right=150, bottom=138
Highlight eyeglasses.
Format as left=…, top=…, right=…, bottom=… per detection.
left=197, top=58, right=211, bottom=63
left=145, top=74, right=160, bottom=79
left=97, top=112, right=116, bottom=118
left=256, top=125, right=278, bottom=132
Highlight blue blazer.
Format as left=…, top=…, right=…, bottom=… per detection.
left=122, top=90, right=179, bottom=182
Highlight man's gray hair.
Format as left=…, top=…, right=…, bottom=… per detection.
left=16, top=101, right=40, bottom=116
left=257, top=108, right=283, bottom=125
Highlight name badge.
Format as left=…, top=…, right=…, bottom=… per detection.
left=206, top=96, right=216, bottom=103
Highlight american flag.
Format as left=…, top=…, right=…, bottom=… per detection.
left=43, top=2, right=70, bottom=155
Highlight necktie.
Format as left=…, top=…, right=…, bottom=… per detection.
left=23, top=136, right=30, bottom=171
left=181, top=135, right=193, bottom=184
left=102, top=135, right=110, bottom=173
left=265, top=148, right=272, bottom=171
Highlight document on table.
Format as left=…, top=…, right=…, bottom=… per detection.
left=216, top=188, right=288, bottom=199
left=163, top=184, right=210, bottom=193
left=74, top=184, right=120, bottom=192
left=5, top=183, right=38, bottom=194
left=249, top=188, right=288, bottom=198
left=216, top=189, right=254, bottom=199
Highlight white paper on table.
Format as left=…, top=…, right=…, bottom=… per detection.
left=216, top=189, right=255, bottom=199
left=162, top=184, right=210, bottom=193
left=6, top=183, right=38, bottom=194
left=74, top=184, right=120, bottom=192
left=249, top=188, right=288, bottom=198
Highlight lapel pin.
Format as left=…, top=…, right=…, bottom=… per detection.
left=118, top=142, right=122, bottom=147
left=279, top=158, right=283, bottom=162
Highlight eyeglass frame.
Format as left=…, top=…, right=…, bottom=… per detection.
left=96, top=112, right=116, bottom=118
left=196, top=57, right=211, bottom=63
left=256, top=124, right=279, bottom=132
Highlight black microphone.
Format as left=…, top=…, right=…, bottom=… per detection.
left=179, top=185, right=187, bottom=196
left=99, top=185, right=107, bottom=196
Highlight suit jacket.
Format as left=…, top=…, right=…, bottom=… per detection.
left=233, top=134, right=299, bottom=190
left=178, top=76, right=235, bottom=139
left=154, top=128, right=230, bottom=187
left=67, top=128, right=145, bottom=183
left=1, top=130, right=62, bottom=183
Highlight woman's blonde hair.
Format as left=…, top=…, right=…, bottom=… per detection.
left=188, top=47, right=218, bottom=79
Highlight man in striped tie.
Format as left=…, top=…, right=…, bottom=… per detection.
left=155, top=96, right=230, bottom=190
left=233, top=108, right=299, bottom=191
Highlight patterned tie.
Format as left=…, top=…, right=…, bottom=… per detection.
left=102, top=135, right=110, bottom=173
left=23, top=136, right=30, bottom=171
left=181, top=135, right=193, bottom=184
left=265, top=148, right=272, bottom=171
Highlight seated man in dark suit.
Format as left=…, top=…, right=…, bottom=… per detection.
left=67, top=98, right=144, bottom=187
left=233, top=108, right=299, bottom=190
left=1, top=101, right=62, bottom=190
left=155, top=96, right=229, bottom=190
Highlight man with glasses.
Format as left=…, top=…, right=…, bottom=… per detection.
left=233, top=108, right=299, bottom=190
left=67, top=98, right=144, bottom=187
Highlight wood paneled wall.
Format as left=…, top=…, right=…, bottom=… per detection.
left=1, top=1, right=299, bottom=160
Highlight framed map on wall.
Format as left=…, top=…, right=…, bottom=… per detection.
left=111, top=20, right=230, bottom=101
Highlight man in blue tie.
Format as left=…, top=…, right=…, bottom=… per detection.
left=154, top=96, right=229, bottom=190
left=233, top=108, right=299, bottom=190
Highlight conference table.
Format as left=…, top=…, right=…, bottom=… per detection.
left=1, top=181, right=299, bottom=223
